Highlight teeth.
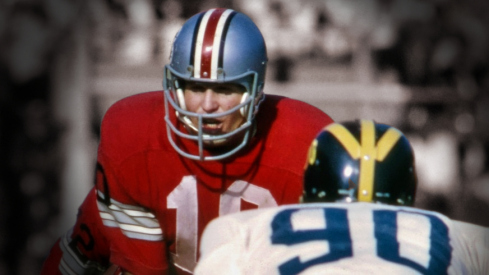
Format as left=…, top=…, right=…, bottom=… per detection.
left=204, top=124, right=219, bottom=129
left=203, top=120, right=220, bottom=128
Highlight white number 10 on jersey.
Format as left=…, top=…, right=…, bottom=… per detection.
left=167, top=176, right=278, bottom=272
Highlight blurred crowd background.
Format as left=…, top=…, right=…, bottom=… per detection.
left=1, top=0, right=489, bottom=274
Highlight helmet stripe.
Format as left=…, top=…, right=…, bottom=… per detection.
left=188, top=13, right=205, bottom=70
left=200, top=9, right=224, bottom=78
left=193, top=9, right=234, bottom=79
left=376, top=128, right=402, bottom=161
left=325, top=124, right=361, bottom=158
left=306, top=139, right=318, bottom=168
left=217, top=11, right=236, bottom=70
left=194, top=9, right=216, bottom=78
left=358, top=120, right=376, bottom=202
left=211, top=9, right=235, bottom=78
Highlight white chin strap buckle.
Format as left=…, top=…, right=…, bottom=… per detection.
left=239, top=93, right=249, bottom=117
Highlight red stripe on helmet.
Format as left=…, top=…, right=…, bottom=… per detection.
left=200, top=8, right=226, bottom=78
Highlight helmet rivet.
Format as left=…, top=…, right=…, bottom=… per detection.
left=217, top=68, right=224, bottom=75
left=364, top=155, right=370, bottom=160
left=318, top=191, right=326, bottom=198
left=362, top=190, right=368, bottom=196
left=203, top=72, right=208, bottom=77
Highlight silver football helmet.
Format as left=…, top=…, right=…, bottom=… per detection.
left=163, top=8, right=267, bottom=161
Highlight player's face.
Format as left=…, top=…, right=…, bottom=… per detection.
left=184, top=82, right=246, bottom=145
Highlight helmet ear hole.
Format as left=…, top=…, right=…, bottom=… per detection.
left=239, top=93, right=249, bottom=117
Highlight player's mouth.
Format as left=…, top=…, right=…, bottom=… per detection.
left=202, top=119, right=223, bottom=134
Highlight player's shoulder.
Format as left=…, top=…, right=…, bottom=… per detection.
left=102, top=91, right=164, bottom=122
left=100, top=91, right=164, bottom=133
left=98, top=91, right=166, bottom=156
left=257, top=94, right=333, bottom=143
left=449, top=220, right=489, bottom=274
left=451, top=219, right=489, bottom=238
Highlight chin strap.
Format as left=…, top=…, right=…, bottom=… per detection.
left=174, top=80, right=198, bottom=132
left=175, top=80, right=187, bottom=111
left=239, top=92, right=249, bottom=117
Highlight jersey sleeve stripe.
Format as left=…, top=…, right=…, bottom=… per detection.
left=97, top=202, right=161, bottom=229
left=100, top=219, right=164, bottom=241
left=58, top=229, right=89, bottom=275
left=97, top=191, right=157, bottom=213
left=96, top=192, right=163, bottom=241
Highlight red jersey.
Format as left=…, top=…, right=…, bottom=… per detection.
left=41, top=91, right=334, bottom=275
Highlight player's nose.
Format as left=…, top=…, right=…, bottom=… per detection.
left=201, top=89, right=219, bottom=113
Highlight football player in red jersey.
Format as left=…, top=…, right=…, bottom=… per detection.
left=41, top=8, right=334, bottom=275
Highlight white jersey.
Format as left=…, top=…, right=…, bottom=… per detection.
left=195, top=203, right=489, bottom=275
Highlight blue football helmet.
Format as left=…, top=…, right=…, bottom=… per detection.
left=302, top=120, right=417, bottom=206
left=163, top=8, right=268, bottom=161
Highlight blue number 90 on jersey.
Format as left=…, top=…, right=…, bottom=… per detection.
left=271, top=207, right=452, bottom=275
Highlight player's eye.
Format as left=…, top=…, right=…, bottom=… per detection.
left=187, top=84, right=206, bottom=92
left=213, top=85, right=235, bottom=94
